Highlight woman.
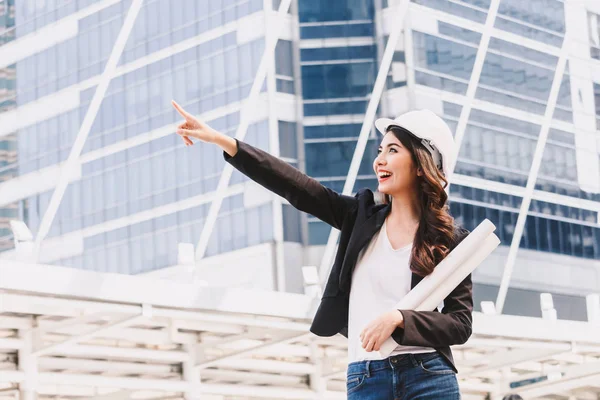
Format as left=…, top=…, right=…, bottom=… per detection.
left=172, top=100, right=472, bottom=399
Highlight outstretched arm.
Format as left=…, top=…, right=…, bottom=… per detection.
left=172, top=100, right=358, bottom=229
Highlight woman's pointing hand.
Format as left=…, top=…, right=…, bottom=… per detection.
left=172, top=100, right=218, bottom=146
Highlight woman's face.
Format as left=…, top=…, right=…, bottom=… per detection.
left=373, top=132, right=419, bottom=196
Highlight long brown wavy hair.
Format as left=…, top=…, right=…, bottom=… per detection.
left=382, top=126, right=457, bottom=277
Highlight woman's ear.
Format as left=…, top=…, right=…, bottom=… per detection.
left=416, top=168, right=423, bottom=177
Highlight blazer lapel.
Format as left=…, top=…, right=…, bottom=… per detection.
left=338, top=204, right=390, bottom=291
left=411, top=272, right=423, bottom=289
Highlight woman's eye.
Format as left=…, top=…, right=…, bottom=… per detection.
left=377, top=147, right=397, bottom=154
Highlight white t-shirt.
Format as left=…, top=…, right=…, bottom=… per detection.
left=347, top=219, right=436, bottom=363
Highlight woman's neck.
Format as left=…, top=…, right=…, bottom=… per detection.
left=388, top=192, right=421, bottom=228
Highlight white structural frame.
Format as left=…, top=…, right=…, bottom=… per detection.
left=318, top=0, right=411, bottom=284
left=33, top=0, right=145, bottom=258
left=194, top=0, right=293, bottom=261
left=319, top=0, right=500, bottom=283
left=1, top=260, right=600, bottom=399
left=446, top=0, right=500, bottom=185
left=495, top=33, right=571, bottom=314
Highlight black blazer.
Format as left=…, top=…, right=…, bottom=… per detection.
left=224, top=139, right=473, bottom=373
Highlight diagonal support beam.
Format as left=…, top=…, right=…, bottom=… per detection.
left=89, top=390, right=135, bottom=400
left=446, top=0, right=500, bottom=186
left=197, top=328, right=266, bottom=349
left=0, top=385, right=18, bottom=393
left=514, top=362, right=600, bottom=399
left=194, top=0, right=292, bottom=261
left=318, top=0, right=411, bottom=285
left=460, top=348, right=565, bottom=378
left=29, top=312, right=108, bottom=337
left=32, top=305, right=151, bottom=357
left=34, top=0, right=144, bottom=258
left=495, top=34, right=571, bottom=314
left=194, top=332, right=307, bottom=370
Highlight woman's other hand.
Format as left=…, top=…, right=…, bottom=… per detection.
left=360, top=310, right=404, bottom=352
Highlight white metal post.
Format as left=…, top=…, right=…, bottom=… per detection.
left=18, top=330, right=37, bottom=400
left=264, top=0, right=288, bottom=292
left=495, top=34, right=571, bottom=314
left=194, top=0, right=292, bottom=261
left=403, top=17, right=416, bottom=111
left=446, top=0, right=500, bottom=186
left=33, top=0, right=144, bottom=258
left=183, top=343, right=201, bottom=400
left=309, top=339, right=325, bottom=398
left=318, top=0, right=411, bottom=285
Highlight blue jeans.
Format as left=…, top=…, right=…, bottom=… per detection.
left=346, top=352, right=460, bottom=399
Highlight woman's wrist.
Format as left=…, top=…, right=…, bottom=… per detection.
left=213, top=131, right=238, bottom=157
left=395, top=310, right=405, bottom=328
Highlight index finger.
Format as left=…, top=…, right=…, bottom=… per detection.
left=171, top=100, right=192, bottom=120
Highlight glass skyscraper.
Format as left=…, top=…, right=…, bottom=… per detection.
left=0, top=0, right=16, bottom=251
left=0, top=0, right=599, bottom=320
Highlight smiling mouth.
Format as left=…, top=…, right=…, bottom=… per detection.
left=378, top=172, right=392, bottom=182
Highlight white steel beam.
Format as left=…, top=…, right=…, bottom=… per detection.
left=29, top=313, right=108, bottom=338
left=200, top=369, right=304, bottom=386
left=0, top=371, right=24, bottom=383
left=472, top=312, right=600, bottom=345
left=37, top=372, right=198, bottom=392
left=194, top=0, right=292, bottom=261
left=264, top=0, right=288, bottom=294
left=33, top=0, right=144, bottom=257
left=462, top=337, right=574, bottom=351
left=44, top=324, right=196, bottom=346
left=495, top=34, right=571, bottom=314
left=18, top=331, right=37, bottom=400
left=460, top=348, right=565, bottom=378
left=318, top=0, right=411, bottom=285
left=0, top=386, right=18, bottom=394
left=0, top=289, right=310, bottom=334
left=49, top=342, right=189, bottom=363
left=0, top=316, right=32, bottom=330
left=446, top=0, right=500, bottom=184
left=197, top=328, right=264, bottom=349
left=505, top=360, right=600, bottom=391
left=458, top=381, right=496, bottom=394
left=515, top=364, right=600, bottom=399
left=32, top=311, right=146, bottom=357
left=182, top=343, right=201, bottom=400
left=34, top=373, right=346, bottom=399
left=88, top=390, right=135, bottom=400
left=0, top=262, right=314, bottom=321
left=0, top=337, right=23, bottom=350
left=37, top=357, right=175, bottom=375
left=308, top=340, right=326, bottom=395
left=217, top=357, right=316, bottom=375
left=195, top=332, right=307, bottom=370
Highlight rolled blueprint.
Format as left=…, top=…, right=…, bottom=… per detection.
left=389, top=219, right=496, bottom=311
left=374, top=220, right=500, bottom=358
left=417, top=234, right=500, bottom=313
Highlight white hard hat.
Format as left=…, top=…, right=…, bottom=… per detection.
left=375, top=109, right=456, bottom=177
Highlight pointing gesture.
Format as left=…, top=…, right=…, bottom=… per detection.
left=172, top=100, right=218, bottom=146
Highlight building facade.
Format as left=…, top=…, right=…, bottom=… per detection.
left=0, top=0, right=599, bottom=320
left=0, top=0, right=16, bottom=251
